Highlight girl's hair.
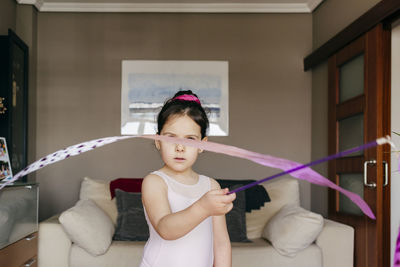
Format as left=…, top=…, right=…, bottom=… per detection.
left=157, top=90, right=209, bottom=138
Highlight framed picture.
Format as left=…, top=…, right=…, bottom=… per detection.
left=0, top=137, right=13, bottom=182
left=121, top=60, right=229, bottom=136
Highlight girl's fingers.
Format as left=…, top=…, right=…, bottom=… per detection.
left=227, top=203, right=234, bottom=212
left=221, top=188, right=230, bottom=195
left=208, top=188, right=228, bottom=195
left=216, top=192, right=235, bottom=205
left=222, top=192, right=236, bottom=203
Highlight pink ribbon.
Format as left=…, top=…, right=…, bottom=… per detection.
left=0, top=135, right=394, bottom=220
left=395, top=225, right=400, bottom=267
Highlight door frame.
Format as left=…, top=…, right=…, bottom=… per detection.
left=327, top=23, right=391, bottom=267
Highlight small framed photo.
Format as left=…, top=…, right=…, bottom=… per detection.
left=0, top=137, right=13, bottom=182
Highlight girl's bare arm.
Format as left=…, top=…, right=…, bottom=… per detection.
left=211, top=179, right=232, bottom=267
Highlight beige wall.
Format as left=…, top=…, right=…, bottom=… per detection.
left=37, top=12, right=312, bottom=220
left=310, top=0, right=381, bottom=216
left=312, top=0, right=381, bottom=49
left=0, top=0, right=16, bottom=35
left=16, top=5, right=38, bottom=183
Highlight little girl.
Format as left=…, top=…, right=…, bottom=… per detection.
left=140, top=90, right=236, bottom=267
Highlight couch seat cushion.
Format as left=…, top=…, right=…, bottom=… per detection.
left=70, top=241, right=146, bottom=267
left=232, top=239, right=322, bottom=267
left=70, top=239, right=322, bottom=267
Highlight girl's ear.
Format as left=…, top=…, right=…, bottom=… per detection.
left=155, top=140, right=161, bottom=150
left=199, top=136, right=208, bottom=153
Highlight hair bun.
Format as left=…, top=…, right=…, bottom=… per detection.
left=174, top=90, right=194, bottom=96
left=158, top=90, right=209, bottom=138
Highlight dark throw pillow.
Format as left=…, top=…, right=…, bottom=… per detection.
left=113, top=189, right=149, bottom=241
left=110, top=178, right=143, bottom=199
left=217, top=179, right=271, bottom=212
left=225, top=185, right=251, bottom=243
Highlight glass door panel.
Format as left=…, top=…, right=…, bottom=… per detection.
left=339, top=173, right=364, bottom=215
left=338, top=113, right=364, bottom=157
left=339, top=53, right=364, bottom=103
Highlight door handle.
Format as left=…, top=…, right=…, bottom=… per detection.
left=383, top=160, right=388, bottom=187
left=363, top=160, right=388, bottom=188
left=364, top=160, right=377, bottom=188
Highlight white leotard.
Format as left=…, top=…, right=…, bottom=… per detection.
left=140, top=171, right=214, bottom=267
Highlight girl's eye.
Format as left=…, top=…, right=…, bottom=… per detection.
left=187, top=137, right=196, bottom=140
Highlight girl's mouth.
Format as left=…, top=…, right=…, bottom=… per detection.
left=174, top=157, right=185, bottom=161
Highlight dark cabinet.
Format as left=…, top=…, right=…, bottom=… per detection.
left=0, top=29, right=28, bottom=180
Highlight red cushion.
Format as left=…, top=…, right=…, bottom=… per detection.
left=110, top=178, right=143, bottom=199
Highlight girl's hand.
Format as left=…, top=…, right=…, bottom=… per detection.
left=195, top=188, right=236, bottom=217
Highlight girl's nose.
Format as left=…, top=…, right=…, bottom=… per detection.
left=175, top=143, right=185, bottom=152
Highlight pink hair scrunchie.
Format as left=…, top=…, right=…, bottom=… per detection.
left=173, top=94, right=201, bottom=105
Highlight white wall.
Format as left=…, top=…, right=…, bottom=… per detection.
left=391, top=21, right=400, bottom=267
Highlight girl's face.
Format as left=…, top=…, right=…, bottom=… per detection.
left=157, top=115, right=206, bottom=174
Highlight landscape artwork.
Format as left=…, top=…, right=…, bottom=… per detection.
left=121, top=60, right=229, bottom=136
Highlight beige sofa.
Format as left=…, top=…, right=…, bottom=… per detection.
left=38, top=177, right=354, bottom=267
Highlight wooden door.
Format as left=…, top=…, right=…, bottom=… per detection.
left=328, top=23, right=391, bottom=267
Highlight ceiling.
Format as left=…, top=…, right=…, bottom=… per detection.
left=16, top=0, right=323, bottom=13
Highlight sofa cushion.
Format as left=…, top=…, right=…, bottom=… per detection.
left=246, top=177, right=300, bottom=239
left=79, top=177, right=118, bottom=225
left=80, top=176, right=111, bottom=200
left=217, top=179, right=270, bottom=212
left=262, top=204, right=323, bottom=257
left=113, top=190, right=149, bottom=241
left=70, top=240, right=146, bottom=267
left=69, top=239, right=322, bottom=267
left=225, top=185, right=250, bottom=242
left=315, top=219, right=354, bottom=267
left=110, top=178, right=143, bottom=198
left=59, top=199, right=115, bottom=256
left=38, top=214, right=71, bottom=267
left=232, top=239, right=322, bottom=267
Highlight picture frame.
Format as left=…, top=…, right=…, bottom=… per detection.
left=0, top=137, right=13, bottom=182
left=121, top=60, right=229, bottom=136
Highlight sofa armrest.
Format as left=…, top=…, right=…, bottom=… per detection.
left=38, top=214, right=71, bottom=267
left=316, top=219, right=354, bottom=267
